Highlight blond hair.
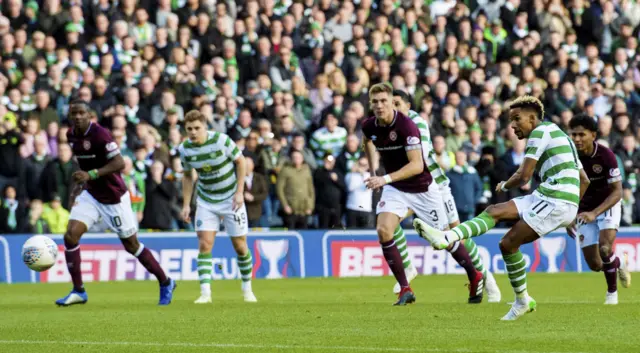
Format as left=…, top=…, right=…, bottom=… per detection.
left=509, top=95, right=545, bottom=119
left=328, top=70, right=347, bottom=95
left=368, top=82, right=393, bottom=96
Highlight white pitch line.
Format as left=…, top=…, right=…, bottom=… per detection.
left=0, top=339, right=594, bottom=353
left=0, top=340, right=459, bottom=352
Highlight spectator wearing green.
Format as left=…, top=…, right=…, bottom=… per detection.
left=483, top=19, right=508, bottom=62
left=27, top=199, right=50, bottom=234
left=123, top=156, right=146, bottom=224
left=41, top=195, right=70, bottom=234
left=310, top=114, right=347, bottom=165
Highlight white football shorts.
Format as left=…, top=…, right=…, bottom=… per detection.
left=70, top=191, right=138, bottom=238
left=578, top=201, right=621, bottom=248
left=195, top=196, right=249, bottom=236
left=439, top=184, right=460, bottom=225
left=513, top=191, right=578, bottom=237
left=377, top=183, right=448, bottom=231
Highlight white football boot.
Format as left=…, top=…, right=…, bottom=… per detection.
left=618, top=254, right=631, bottom=288
left=413, top=218, right=449, bottom=250
left=485, top=271, right=502, bottom=303
left=194, top=294, right=212, bottom=304
left=604, top=291, right=618, bottom=305
left=501, top=295, right=537, bottom=321
left=242, top=281, right=257, bottom=302
left=393, top=265, right=419, bottom=294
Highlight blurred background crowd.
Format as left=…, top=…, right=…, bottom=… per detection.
left=0, top=0, right=639, bottom=234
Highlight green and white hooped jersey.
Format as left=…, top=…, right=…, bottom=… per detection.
left=178, top=131, right=241, bottom=204
left=407, top=110, right=449, bottom=185
left=309, top=126, right=348, bottom=164
left=525, top=122, right=583, bottom=206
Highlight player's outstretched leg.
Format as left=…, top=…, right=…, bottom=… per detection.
left=599, top=230, right=631, bottom=304
left=464, top=239, right=501, bottom=303
left=231, top=236, right=257, bottom=302
left=600, top=229, right=631, bottom=305
left=500, top=222, right=538, bottom=321
left=378, top=214, right=415, bottom=305
left=121, top=236, right=175, bottom=305
left=448, top=241, right=485, bottom=303
left=392, top=226, right=418, bottom=294
left=414, top=211, right=497, bottom=250
left=56, top=220, right=89, bottom=306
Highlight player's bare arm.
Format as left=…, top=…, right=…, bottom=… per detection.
left=68, top=182, right=85, bottom=209
left=566, top=168, right=592, bottom=236
left=362, top=138, right=378, bottom=175
left=578, top=168, right=591, bottom=200
left=233, top=154, right=247, bottom=211
left=73, top=154, right=126, bottom=183
left=181, top=168, right=196, bottom=223
left=578, top=176, right=619, bottom=224
left=366, top=148, right=424, bottom=190
left=496, top=157, right=536, bottom=193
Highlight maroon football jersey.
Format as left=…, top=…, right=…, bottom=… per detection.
left=579, top=142, right=622, bottom=212
left=67, top=122, right=127, bottom=204
left=362, top=111, right=432, bottom=193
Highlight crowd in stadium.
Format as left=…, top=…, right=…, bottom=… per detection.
left=0, top=0, right=639, bottom=233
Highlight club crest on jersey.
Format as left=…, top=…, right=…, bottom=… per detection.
left=592, top=164, right=602, bottom=173
left=83, top=140, right=91, bottom=150
left=202, top=164, right=212, bottom=172
left=389, top=131, right=397, bottom=141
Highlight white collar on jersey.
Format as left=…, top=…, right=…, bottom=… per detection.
left=375, top=110, right=397, bottom=127
left=72, top=122, right=93, bottom=137
left=590, top=141, right=598, bottom=158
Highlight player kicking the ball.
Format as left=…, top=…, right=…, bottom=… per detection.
left=567, top=114, right=630, bottom=304
left=392, top=90, right=501, bottom=304
left=57, top=101, right=176, bottom=306
left=362, top=83, right=449, bottom=305
left=414, top=96, right=591, bottom=320
left=179, top=110, right=257, bottom=304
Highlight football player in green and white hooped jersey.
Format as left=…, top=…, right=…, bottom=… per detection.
left=179, top=110, right=257, bottom=304
left=392, top=90, right=501, bottom=304
left=414, top=95, right=591, bottom=321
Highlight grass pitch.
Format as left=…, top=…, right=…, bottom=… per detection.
left=0, top=273, right=637, bottom=353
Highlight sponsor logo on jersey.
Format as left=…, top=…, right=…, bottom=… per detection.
left=592, top=164, right=602, bottom=173
left=83, top=140, right=91, bottom=150
left=389, top=131, right=397, bottom=141
left=407, top=136, right=420, bottom=145
left=610, top=168, right=621, bottom=177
